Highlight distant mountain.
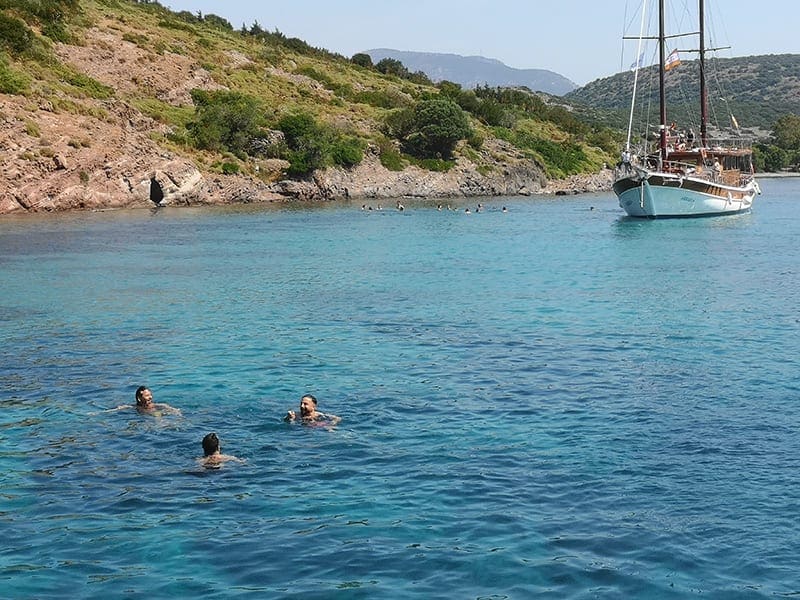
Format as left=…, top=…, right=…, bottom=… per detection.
left=566, top=53, right=800, bottom=131
left=364, top=49, right=577, bottom=96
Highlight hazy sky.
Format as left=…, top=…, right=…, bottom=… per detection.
left=161, top=0, right=797, bottom=85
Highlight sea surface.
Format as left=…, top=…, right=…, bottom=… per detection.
left=2, top=179, right=799, bottom=599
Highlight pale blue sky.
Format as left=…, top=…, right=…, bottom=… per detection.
left=161, top=0, right=797, bottom=85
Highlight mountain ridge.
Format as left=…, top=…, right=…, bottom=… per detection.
left=364, top=48, right=577, bottom=96
left=565, top=53, right=800, bottom=131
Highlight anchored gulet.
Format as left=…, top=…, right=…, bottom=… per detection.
left=613, top=0, right=760, bottom=218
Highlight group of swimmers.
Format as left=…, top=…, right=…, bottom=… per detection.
left=360, top=201, right=508, bottom=213
left=121, top=386, right=340, bottom=468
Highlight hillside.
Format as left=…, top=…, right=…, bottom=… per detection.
left=566, top=54, right=800, bottom=133
left=364, top=49, right=577, bottom=96
left=0, top=0, right=615, bottom=215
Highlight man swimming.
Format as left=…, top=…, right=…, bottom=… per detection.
left=133, top=386, right=181, bottom=416
left=199, top=433, right=243, bottom=468
left=285, top=394, right=341, bottom=426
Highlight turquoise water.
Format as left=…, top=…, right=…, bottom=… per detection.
left=2, top=179, right=799, bottom=598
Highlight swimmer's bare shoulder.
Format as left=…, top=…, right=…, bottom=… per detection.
left=199, top=454, right=245, bottom=468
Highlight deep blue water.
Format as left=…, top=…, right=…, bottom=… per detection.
left=2, top=180, right=799, bottom=599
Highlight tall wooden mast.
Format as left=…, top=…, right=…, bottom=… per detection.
left=699, top=0, right=708, bottom=146
left=658, top=0, right=667, bottom=164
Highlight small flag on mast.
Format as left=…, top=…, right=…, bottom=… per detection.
left=665, top=49, right=681, bottom=71
left=629, top=51, right=645, bottom=71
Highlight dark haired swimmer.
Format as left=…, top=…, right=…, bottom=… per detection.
left=134, top=386, right=181, bottom=416
left=285, top=394, right=341, bottom=426
left=199, top=432, right=243, bottom=468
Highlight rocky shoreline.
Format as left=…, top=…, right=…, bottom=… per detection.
left=0, top=93, right=613, bottom=215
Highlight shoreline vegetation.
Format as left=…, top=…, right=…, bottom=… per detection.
left=1, top=0, right=796, bottom=215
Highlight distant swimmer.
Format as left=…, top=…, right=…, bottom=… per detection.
left=502, top=206, right=508, bottom=213
left=285, top=394, right=341, bottom=427
left=199, top=432, right=244, bottom=468
left=133, top=385, right=181, bottom=416
left=396, top=200, right=404, bottom=211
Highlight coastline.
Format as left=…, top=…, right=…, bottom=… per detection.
left=755, top=171, right=800, bottom=178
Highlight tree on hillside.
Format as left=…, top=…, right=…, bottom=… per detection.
left=188, top=90, right=266, bottom=158
left=772, top=114, right=800, bottom=150
left=375, top=58, right=408, bottom=78
left=404, top=97, right=472, bottom=159
left=351, top=53, right=373, bottom=68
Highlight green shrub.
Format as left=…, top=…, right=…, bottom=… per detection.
left=221, top=161, right=240, bottom=174
left=330, top=137, right=364, bottom=167
left=2, top=0, right=80, bottom=43
left=402, top=97, right=472, bottom=159
left=56, top=65, right=114, bottom=99
left=475, top=98, right=515, bottom=128
left=0, top=13, right=35, bottom=55
left=508, top=129, right=590, bottom=177
left=378, top=140, right=405, bottom=171
left=467, top=130, right=484, bottom=150
left=375, top=58, right=408, bottom=78
left=410, top=157, right=455, bottom=172
left=24, top=119, right=40, bottom=137
left=0, top=58, right=30, bottom=94
left=188, top=89, right=267, bottom=158
left=351, top=53, right=373, bottom=68
left=157, top=18, right=195, bottom=33
left=122, top=32, right=149, bottom=46
left=204, top=14, right=233, bottom=30
left=276, top=113, right=364, bottom=175
left=277, top=113, right=318, bottom=146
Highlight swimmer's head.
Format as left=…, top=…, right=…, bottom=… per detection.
left=202, top=433, right=220, bottom=456
left=135, top=386, right=153, bottom=408
left=299, top=394, right=317, bottom=417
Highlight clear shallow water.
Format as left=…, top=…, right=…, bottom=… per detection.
left=2, top=180, right=800, bottom=598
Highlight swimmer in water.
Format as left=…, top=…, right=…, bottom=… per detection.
left=285, top=394, right=341, bottom=426
left=133, top=386, right=181, bottom=416
left=198, top=433, right=243, bottom=468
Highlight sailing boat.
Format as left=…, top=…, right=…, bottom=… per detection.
left=613, top=0, right=760, bottom=218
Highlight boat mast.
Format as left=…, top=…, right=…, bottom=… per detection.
left=658, top=0, right=667, bottom=165
left=699, top=0, right=708, bottom=146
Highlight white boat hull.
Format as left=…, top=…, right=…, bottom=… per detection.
left=614, top=171, right=757, bottom=218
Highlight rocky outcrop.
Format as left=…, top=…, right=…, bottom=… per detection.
left=315, top=141, right=547, bottom=201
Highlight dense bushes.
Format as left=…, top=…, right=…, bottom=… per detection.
left=385, top=96, right=471, bottom=160
left=277, top=112, right=365, bottom=176
left=495, top=127, right=592, bottom=178
left=0, top=54, right=29, bottom=94
left=188, top=90, right=267, bottom=158
left=755, top=114, right=800, bottom=171
left=0, top=0, right=80, bottom=43
left=0, top=13, right=35, bottom=55
left=186, top=91, right=364, bottom=175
